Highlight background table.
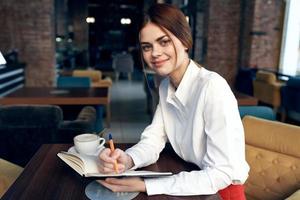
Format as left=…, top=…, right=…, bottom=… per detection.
left=234, top=91, right=258, bottom=106
left=0, top=87, right=110, bottom=128
left=0, top=87, right=109, bottom=105
left=2, top=144, right=221, bottom=200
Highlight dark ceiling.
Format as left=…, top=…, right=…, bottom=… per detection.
left=88, top=0, right=144, bottom=51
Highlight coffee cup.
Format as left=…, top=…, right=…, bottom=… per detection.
left=74, top=133, right=105, bottom=155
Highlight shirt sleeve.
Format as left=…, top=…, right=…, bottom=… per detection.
left=125, top=103, right=168, bottom=169
left=144, top=75, right=247, bottom=195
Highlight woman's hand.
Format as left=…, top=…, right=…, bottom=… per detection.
left=98, top=148, right=134, bottom=174
left=97, top=177, right=146, bottom=193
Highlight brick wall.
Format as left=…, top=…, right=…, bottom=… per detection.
left=55, top=0, right=68, bottom=37
left=0, top=0, right=56, bottom=87
left=239, top=0, right=255, bottom=68
left=248, top=0, right=284, bottom=70
left=204, top=0, right=284, bottom=86
left=205, top=0, right=241, bottom=86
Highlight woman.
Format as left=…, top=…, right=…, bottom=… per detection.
left=98, top=3, right=249, bottom=199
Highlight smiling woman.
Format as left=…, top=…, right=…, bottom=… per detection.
left=97, top=4, right=249, bottom=200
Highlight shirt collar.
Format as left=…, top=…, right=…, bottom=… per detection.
left=166, top=60, right=201, bottom=107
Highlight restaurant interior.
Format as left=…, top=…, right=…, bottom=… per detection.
left=0, top=0, right=300, bottom=199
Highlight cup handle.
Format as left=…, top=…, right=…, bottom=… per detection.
left=97, top=138, right=105, bottom=150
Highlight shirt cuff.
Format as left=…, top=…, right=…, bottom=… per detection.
left=125, top=148, right=143, bottom=170
left=144, top=178, right=166, bottom=195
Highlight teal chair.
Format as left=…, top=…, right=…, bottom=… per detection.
left=238, top=106, right=276, bottom=120
left=57, top=76, right=91, bottom=88
left=56, top=76, right=104, bottom=132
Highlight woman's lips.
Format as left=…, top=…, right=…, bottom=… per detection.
left=151, top=59, right=168, bottom=68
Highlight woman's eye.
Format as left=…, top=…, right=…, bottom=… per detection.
left=160, top=39, right=171, bottom=47
left=141, top=45, right=151, bottom=52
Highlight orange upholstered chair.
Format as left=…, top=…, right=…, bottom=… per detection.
left=253, top=70, right=284, bottom=112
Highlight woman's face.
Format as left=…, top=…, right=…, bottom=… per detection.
left=139, top=22, right=188, bottom=77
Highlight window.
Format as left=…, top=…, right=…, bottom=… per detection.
left=279, top=0, right=300, bottom=76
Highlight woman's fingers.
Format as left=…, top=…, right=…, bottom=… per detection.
left=98, top=160, right=126, bottom=173
left=99, top=148, right=115, bottom=163
left=97, top=179, right=133, bottom=192
left=97, top=177, right=146, bottom=192
left=98, top=148, right=127, bottom=173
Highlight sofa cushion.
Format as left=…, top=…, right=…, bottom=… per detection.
left=0, top=158, right=23, bottom=198
left=243, top=116, right=300, bottom=158
left=243, top=116, right=300, bottom=200
left=245, top=145, right=300, bottom=200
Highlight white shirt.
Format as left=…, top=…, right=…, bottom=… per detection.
left=126, top=60, right=249, bottom=196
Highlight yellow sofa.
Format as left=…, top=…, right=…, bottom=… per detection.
left=0, top=158, right=23, bottom=198
left=243, top=116, right=300, bottom=200
left=253, top=70, right=284, bottom=111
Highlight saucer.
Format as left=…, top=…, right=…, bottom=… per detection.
left=85, top=181, right=139, bottom=200
left=68, top=146, right=103, bottom=156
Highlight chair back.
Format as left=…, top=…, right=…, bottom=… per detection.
left=112, top=53, right=134, bottom=73
left=253, top=70, right=283, bottom=108
left=73, top=70, right=102, bottom=82
left=0, top=105, right=63, bottom=166
left=281, top=76, right=300, bottom=120
left=57, top=76, right=91, bottom=88
left=238, top=106, right=276, bottom=120
left=255, top=71, right=276, bottom=83
left=235, top=68, right=257, bottom=95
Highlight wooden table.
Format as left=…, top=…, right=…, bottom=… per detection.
left=0, top=87, right=111, bottom=128
left=2, top=144, right=221, bottom=200
left=234, top=91, right=258, bottom=106
left=0, top=87, right=109, bottom=105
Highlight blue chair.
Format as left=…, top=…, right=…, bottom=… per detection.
left=235, top=67, right=257, bottom=96
left=56, top=76, right=104, bottom=132
left=238, top=106, right=276, bottom=120
left=57, top=76, right=91, bottom=88
left=281, top=76, right=300, bottom=122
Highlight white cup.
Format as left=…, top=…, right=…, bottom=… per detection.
left=74, top=133, right=105, bottom=155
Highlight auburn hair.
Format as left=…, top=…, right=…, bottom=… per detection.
left=140, top=3, right=193, bottom=51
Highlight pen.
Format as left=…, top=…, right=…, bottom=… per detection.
left=108, top=133, right=119, bottom=173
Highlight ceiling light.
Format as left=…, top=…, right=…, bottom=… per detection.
left=120, top=18, right=131, bottom=25
left=56, top=37, right=62, bottom=42
left=86, top=17, right=95, bottom=23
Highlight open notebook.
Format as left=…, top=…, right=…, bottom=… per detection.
left=57, top=151, right=172, bottom=178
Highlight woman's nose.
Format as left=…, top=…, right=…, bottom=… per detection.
left=151, top=44, right=162, bottom=57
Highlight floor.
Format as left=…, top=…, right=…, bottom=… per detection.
left=103, top=78, right=152, bottom=143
